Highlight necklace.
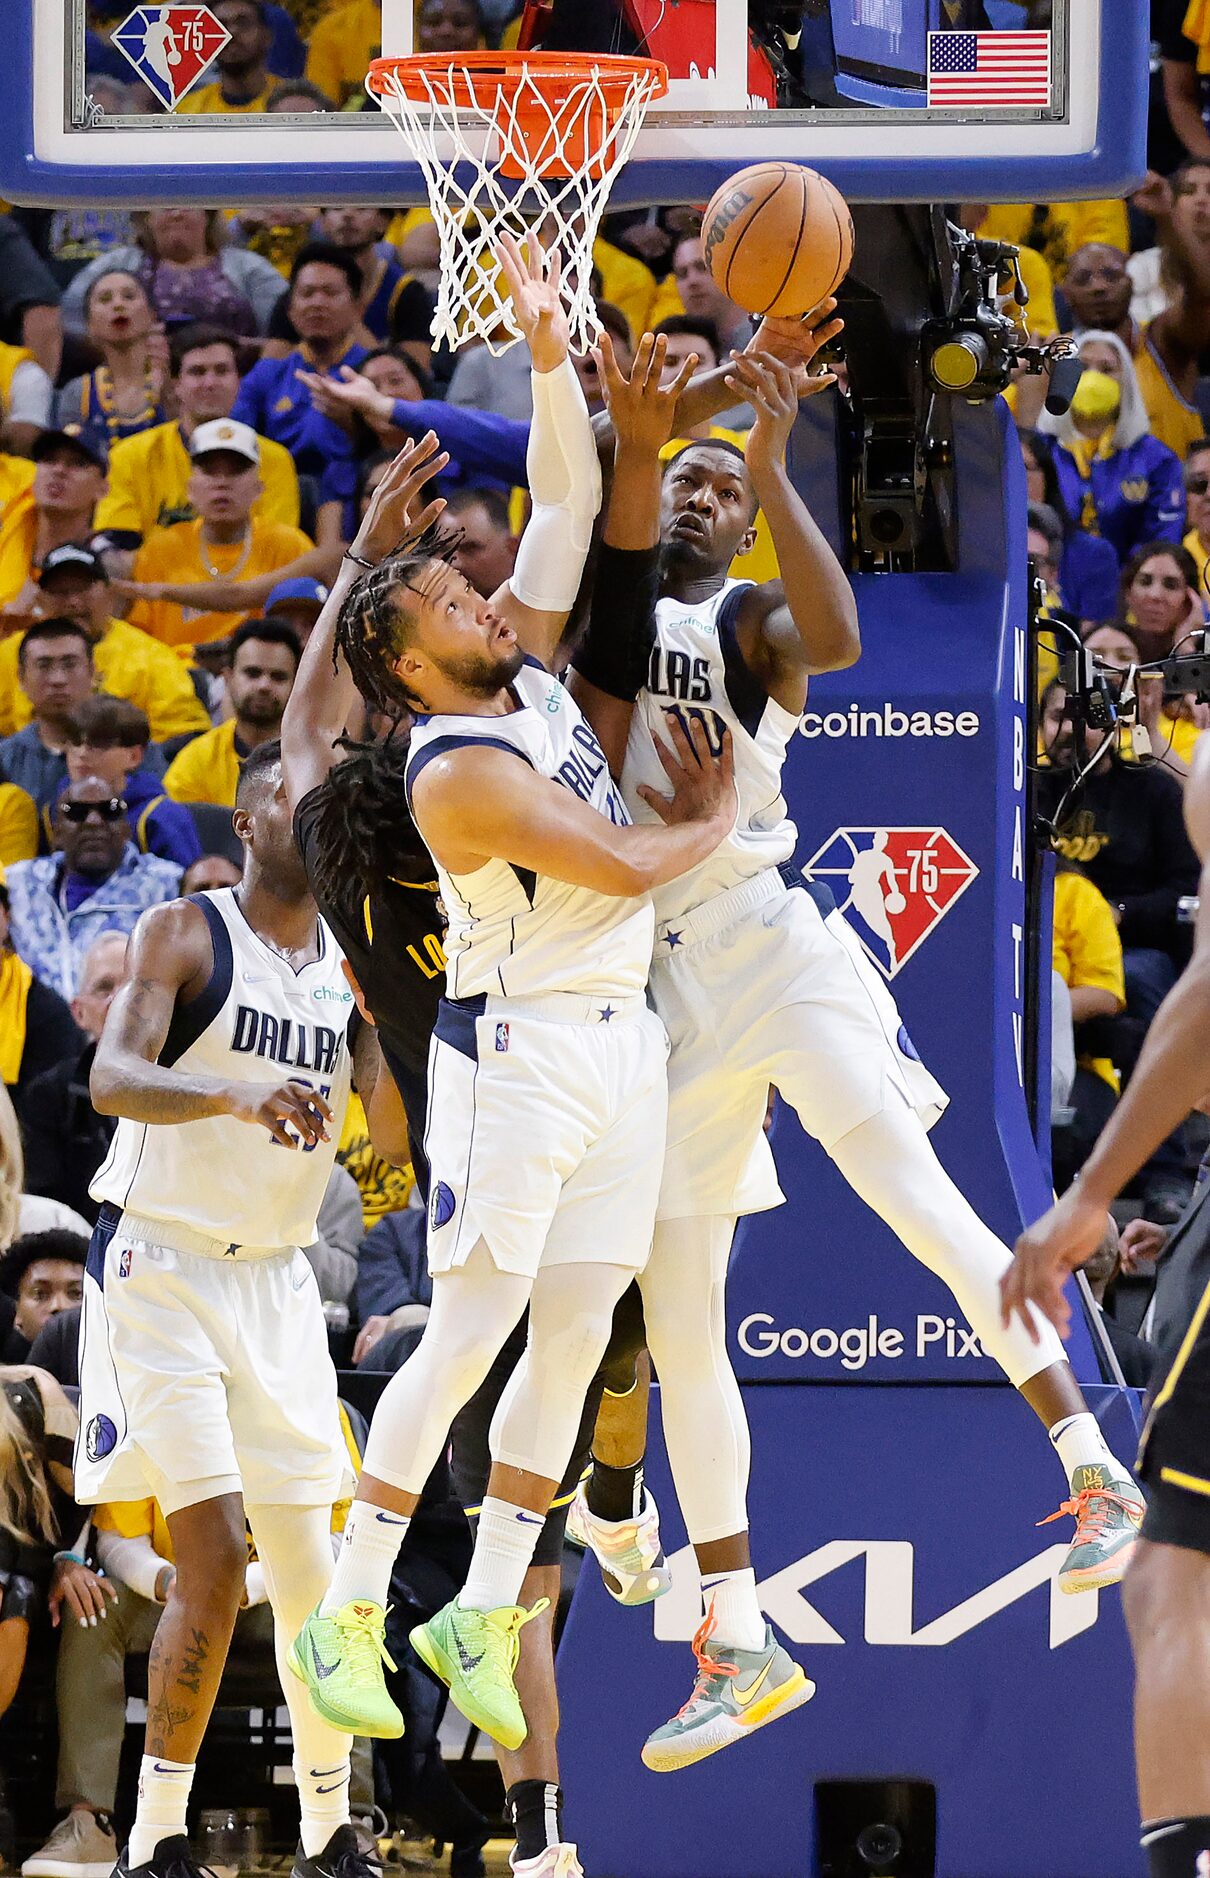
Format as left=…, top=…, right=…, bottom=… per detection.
left=93, top=360, right=159, bottom=440
left=200, top=523, right=253, bottom=580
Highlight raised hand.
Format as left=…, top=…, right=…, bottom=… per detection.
left=349, top=430, right=450, bottom=566
left=745, top=298, right=844, bottom=400
left=495, top=227, right=569, bottom=374
left=724, top=351, right=808, bottom=474
left=296, top=364, right=391, bottom=432
left=593, top=330, right=698, bottom=456
left=1000, top=1188, right=1109, bottom=1339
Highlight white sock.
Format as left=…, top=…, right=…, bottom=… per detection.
left=1048, top=1411, right=1118, bottom=1483
left=295, top=1756, right=351, bottom=1858
left=319, top=1501, right=410, bottom=1615
left=700, top=1567, right=766, bottom=1652
left=129, top=1756, right=195, bottom=1867
left=457, top=1497, right=544, bottom=1613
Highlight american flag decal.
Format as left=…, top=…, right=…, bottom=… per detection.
left=926, top=31, right=1051, bottom=109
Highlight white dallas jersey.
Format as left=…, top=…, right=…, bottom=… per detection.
left=406, top=656, right=655, bottom=1000
left=91, top=889, right=355, bottom=1249
left=621, top=578, right=799, bottom=924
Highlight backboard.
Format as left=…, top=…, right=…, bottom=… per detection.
left=0, top=0, right=1145, bottom=208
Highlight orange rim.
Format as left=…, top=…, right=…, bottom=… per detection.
left=367, top=50, right=669, bottom=110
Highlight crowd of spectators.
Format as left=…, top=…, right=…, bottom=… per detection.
left=2, top=0, right=1210, bottom=1870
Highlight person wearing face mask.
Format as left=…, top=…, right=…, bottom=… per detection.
left=1036, top=330, right=1186, bottom=564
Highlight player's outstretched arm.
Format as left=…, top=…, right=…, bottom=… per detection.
left=489, top=230, right=603, bottom=666
left=412, top=714, right=735, bottom=898
left=569, top=330, right=699, bottom=777
left=724, top=351, right=860, bottom=705
left=281, top=433, right=448, bottom=811
left=1003, top=736, right=1210, bottom=1336
left=91, top=901, right=332, bottom=1147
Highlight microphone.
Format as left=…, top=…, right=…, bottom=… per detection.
left=1044, top=353, right=1084, bottom=417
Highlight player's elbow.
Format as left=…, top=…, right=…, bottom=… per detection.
left=819, top=601, right=862, bottom=672
left=88, top=1054, right=122, bottom=1115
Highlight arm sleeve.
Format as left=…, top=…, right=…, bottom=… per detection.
left=94, top=1528, right=172, bottom=1603
left=509, top=360, right=602, bottom=613
left=6, top=360, right=53, bottom=429
left=570, top=540, right=660, bottom=702
left=388, top=398, right=531, bottom=484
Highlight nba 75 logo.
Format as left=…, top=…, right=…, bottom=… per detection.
left=805, top=827, right=978, bottom=980
left=111, top=6, right=232, bottom=110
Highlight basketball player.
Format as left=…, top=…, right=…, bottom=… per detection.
left=282, top=427, right=655, bottom=1878
left=568, top=338, right=1143, bottom=1771
left=1004, top=738, right=1210, bottom=1878
left=78, top=741, right=393, bottom=1878
left=289, top=236, right=735, bottom=1765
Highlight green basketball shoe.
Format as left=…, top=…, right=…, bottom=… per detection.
left=288, top=1600, right=403, bottom=1738
left=641, top=1611, right=815, bottom=1773
left=1039, top=1465, right=1146, bottom=1593
left=409, top=1598, right=548, bottom=1750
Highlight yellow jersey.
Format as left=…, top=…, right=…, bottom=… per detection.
left=0, top=781, right=36, bottom=865
left=976, top=200, right=1130, bottom=280
left=1052, top=869, right=1126, bottom=1091
left=0, top=614, right=211, bottom=742
left=305, top=0, right=380, bottom=105
left=1136, top=322, right=1205, bottom=460
left=96, top=420, right=301, bottom=539
left=129, top=518, right=314, bottom=650
left=175, top=82, right=274, bottom=113
left=162, top=716, right=245, bottom=807
left=0, top=455, right=38, bottom=610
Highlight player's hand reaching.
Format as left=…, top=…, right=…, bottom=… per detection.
left=496, top=227, right=569, bottom=375
left=725, top=352, right=810, bottom=474
left=348, top=430, right=450, bottom=568
left=745, top=299, right=843, bottom=401
left=593, top=330, right=699, bottom=456
left=1000, top=1186, right=1110, bottom=1339
left=638, top=711, right=736, bottom=833
left=223, top=1078, right=334, bottom=1149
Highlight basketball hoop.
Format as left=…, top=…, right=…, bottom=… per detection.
left=367, top=51, right=668, bottom=356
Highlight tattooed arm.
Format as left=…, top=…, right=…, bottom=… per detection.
left=91, top=900, right=333, bottom=1148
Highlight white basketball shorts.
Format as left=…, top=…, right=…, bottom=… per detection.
left=75, top=1205, right=351, bottom=1516
left=422, top=990, right=669, bottom=1280
left=651, top=868, right=949, bottom=1221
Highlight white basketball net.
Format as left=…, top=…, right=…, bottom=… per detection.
left=372, top=58, right=666, bottom=356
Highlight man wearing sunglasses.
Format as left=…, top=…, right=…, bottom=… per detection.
left=3, top=774, right=181, bottom=997
left=1183, top=438, right=1210, bottom=597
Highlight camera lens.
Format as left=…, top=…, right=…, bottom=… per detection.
left=856, top=1823, right=903, bottom=1872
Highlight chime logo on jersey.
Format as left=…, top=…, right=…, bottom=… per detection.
left=111, top=5, right=231, bottom=109
left=805, top=827, right=979, bottom=980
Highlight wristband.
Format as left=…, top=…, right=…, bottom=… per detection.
left=344, top=550, right=375, bottom=571
left=53, top=1550, right=86, bottom=1567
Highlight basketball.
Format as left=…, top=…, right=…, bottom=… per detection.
left=701, top=162, right=854, bottom=320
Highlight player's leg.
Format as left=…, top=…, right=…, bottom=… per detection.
left=411, top=1255, right=635, bottom=1752
left=292, top=1242, right=532, bottom=1735
left=826, top=1093, right=1144, bottom=1585
left=570, top=1285, right=673, bottom=1608
left=124, top=1491, right=249, bottom=1871
left=637, top=1212, right=814, bottom=1773
left=245, top=1502, right=377, bottom=1876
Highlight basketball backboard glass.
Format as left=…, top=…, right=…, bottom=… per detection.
left=1, top=0, right=1144, bottom=207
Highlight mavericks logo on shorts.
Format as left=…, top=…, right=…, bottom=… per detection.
left=85, top=1414, right=118, bottom=1462
left=431, top=1181, right=457, bottom=1230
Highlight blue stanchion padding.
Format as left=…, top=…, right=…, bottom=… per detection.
left=727, top=400, right=1100, bottom=1385
left=558, top=1382, right=1142, bottom=1878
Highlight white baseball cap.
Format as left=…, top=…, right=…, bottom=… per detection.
left=189, top=419, right=261, bottom=466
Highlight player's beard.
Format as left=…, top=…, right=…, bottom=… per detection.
left=439, top=639, right=526, bottom=698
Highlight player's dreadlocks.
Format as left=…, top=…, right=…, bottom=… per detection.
left=333, top=526, right=462, bottom=716
left=305, top=728, right=428, bottom=915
